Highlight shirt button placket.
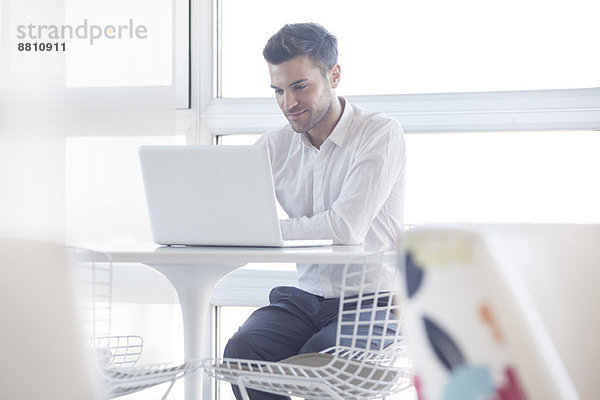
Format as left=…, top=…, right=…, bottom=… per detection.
left=314, top=147, right=331, bottom=297
left=313, top=150, right=325, bottom=215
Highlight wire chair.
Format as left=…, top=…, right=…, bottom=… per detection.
left=203, top=249, right=413, bottom=400
left=92, top=335, right=144, bottom=370
left=70, top=247, right=200, bottom=399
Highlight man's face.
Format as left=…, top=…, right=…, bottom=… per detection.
left=268, top=55, right=338, bottom=134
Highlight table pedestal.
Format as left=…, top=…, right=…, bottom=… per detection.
left=147, top=263, right=243, bottom=400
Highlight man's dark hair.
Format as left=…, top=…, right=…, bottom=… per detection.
left=263, top=23, right=338, bottom=75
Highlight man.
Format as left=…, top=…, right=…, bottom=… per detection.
left=223, top=22, right=406, bottom=400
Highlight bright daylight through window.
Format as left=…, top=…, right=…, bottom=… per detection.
left=220, top=0, right=600, bottom=98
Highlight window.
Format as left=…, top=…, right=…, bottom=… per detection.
left=4, top=0, right=189, bottom=109
left=219, top=0, right=600, bottom=98
left=65, top=0, right=173, bottom=88
left=405, top=130, right=600, bottom=224
left=200, top=0, right=600, bottom=140
left=65, top=0, right=190, bottom=108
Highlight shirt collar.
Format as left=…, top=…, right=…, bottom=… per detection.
left=296, top=97, right=354, bottom=150
left=325, top=97, right=353, bottom=148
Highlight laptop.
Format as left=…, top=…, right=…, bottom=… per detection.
left=139, top=145, right=333, bottom=247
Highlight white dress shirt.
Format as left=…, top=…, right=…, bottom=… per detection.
left=257, top=99, right=406, bottom=297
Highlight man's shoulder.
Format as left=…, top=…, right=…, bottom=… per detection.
left=348, top=105, right=402, bottom=140
left=350, top=103, right=400, bottom=130
left=345, top=103, right=404, bottom=153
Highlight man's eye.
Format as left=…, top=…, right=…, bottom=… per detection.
left=274, top=89, right=283, bottom=95
left=295, top=85, right=307, bottom=90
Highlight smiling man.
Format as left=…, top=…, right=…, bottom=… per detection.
left=223, top=23, right=406, bottom=400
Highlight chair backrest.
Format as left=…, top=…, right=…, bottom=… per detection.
left=336, top=250, right=405, bottom=357
left=70, top=247, right=146, bottom=371
left=70, top=247, right=113, bottom=340
left=0, top=240, right=98, bottom=399
left=332, top=249, right=411, bottom=395
left=404, top=226, right=580, bottom=400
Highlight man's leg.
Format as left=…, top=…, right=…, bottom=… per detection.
left=223, top=286, right=323, bottom=400
left=299, top=322, right=338, bottom=354
left=298, top=297, right=339, bottom=354
left=300, top=295, right=399, bottom=354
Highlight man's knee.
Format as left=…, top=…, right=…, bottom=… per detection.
left=224, top=331, right=282, bottom=361
left=224, top=333, right=254, bottom=359
left=298, top=327, right=337, bottom=354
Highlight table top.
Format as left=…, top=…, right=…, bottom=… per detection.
left=77, top=242, right=396, bottom=265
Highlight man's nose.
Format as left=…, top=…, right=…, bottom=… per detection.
left=283, top=91, right=298, bottom=110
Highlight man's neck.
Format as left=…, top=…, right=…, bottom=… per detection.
left=308, top=97, right=345, bottom=149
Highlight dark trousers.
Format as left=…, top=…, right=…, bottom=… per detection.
left=223, top=286, right=340, bottom=400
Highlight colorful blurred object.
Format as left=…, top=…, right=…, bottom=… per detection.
left=403, top=227, right=579, bottom=400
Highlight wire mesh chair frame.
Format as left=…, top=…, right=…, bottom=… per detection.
left=92, top=335, right=144, bottom=369
left=71, top=247, right=113, bottom=341
left=203, top=249, right=413, bottom=400
left=69, top=246, right=200, bottom=399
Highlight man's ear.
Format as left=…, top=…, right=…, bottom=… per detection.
left=329, top=64, right=341, bottom=89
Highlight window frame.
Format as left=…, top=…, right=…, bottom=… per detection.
left=201, top=89, right=600, bottom=136
left=183, top=0, right=600, bottom=143
left=175, top=0, right=191, bottom=109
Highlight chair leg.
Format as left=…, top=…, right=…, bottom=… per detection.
left=237, top=377, right=251, bottom=400
left=161, top=378, right=177, bottom=400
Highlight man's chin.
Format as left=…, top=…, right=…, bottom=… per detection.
left=288, top=120, right=308, bottom=134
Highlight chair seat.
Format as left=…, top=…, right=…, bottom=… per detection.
left=282, top=353, right=406, bottom=390
left=205, top=352, right=412, bottom=400
left=101, top=361, right=200, bottom=398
